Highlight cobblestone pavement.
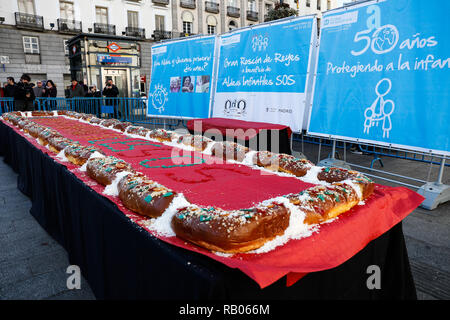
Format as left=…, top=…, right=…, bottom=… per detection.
left=0, top=139, right=449, bottom=300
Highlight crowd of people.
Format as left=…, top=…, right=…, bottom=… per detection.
left=0, top=74, right=120, bottom=112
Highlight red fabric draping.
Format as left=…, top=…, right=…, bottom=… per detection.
left=4, top=117, right=424, bottom=288
left=187, top=117, right=293, bottom=140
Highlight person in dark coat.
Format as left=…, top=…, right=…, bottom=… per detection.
left=86, top=85, right=102, bottom=117
left=102, top=79, right=119, bottom=98
left=69, top=79, right=85, bottom=98
left=102, top=79, right=121, bottom=118
left=15, top=74, right=35, bottom=111
left=85, top=85, right=101, bottom=98
left=4, top=77, right=17, bottom=98
left=43, top=80, right=58, bottom=110
left=44, top=80, right=57, bottom=97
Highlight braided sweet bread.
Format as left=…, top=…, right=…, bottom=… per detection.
left=253, top=151, right=313, bottom=177
left=47, top=136, right=73, bottom=154
left=86, top=156, right=134, bottom=186
left=37, top=128, right=60, bottom=146
left=117, top=172, right=176, bottom=218
left=211, top=141, right=249, bottom=162
left=171, top=202, right=290, bottom=253
left=64, top=144, right=105, bottom=166
left=126, top=126, right=149, bottom=137
left=149, top=128, right=173, bottom=142
left=177, top=134, right=212, bottom=151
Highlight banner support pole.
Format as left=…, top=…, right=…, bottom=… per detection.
left=317, top=138, right=351, bottom=169
left=418, top=157, right=450, bottom=210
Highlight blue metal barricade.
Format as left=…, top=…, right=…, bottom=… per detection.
left=33, top=97, right=187, bottom=130
left=0, top=98, right=15, bottom=115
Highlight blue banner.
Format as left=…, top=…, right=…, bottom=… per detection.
left=148, top=36, right=216, bottom=118
left=308, top=0, right=449, bottom=155
left=213, top=16, right=316, bottom=132
left=97, top=54, right=132, bottom=64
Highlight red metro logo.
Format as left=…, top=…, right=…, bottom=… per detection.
left=107, top=42, right=121, bottom=52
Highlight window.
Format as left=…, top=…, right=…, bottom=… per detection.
left=206, top=15, right=217, bottom=34
left=23, top=36, right=39, bottom=54
left=306, top=0, right=310, bottom=7
left=317, top=0, right=321, bottom=10
left=18, top=0, right=35, bottom=14
left=155, top=15, right=165, bottom=31
left=183, top=21, right=192, bottom=34
left=60, top=1, right=74, bottom=20
left=248, top=0, right=257, bottom=11
left=327, top=0, right=331, bottom=10
left=228, top=20, right=237, bottom=31
left=207, top=25, right=216, bottom=34
left=63, top=39, right=69, bottom=55
left=127, top=10, right=139, bottom=28
left=264, top=3, right=272, bottom=14
left=182, top=11, right=194, bottom=34
left=228, top=0, right=238, bottom=7
left=95, top=6, right=108, bottom=24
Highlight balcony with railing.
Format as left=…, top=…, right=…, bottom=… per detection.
left=180, top=0, right=196, bottom=9
left=15, top=12, right=44, bottom=31
left=93, top=23, right=116, bottom=35
left=152, top=0, right=169, bottom=5
left=125, top=27, right=146, bottom=38
left=246, top=10, right=258, bottom=21
left=227, top=6, right=240, bottom=18
left=152, top=30, right=172, bottom=41
left=57, top=18, right=82, bottom=34
left=205, top=1, right=219, bottom=13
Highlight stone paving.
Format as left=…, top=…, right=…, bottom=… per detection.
left=0, top=139, right=449, bottom=300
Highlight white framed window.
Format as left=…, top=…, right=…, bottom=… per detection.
left=95, top=6, right=109, bottom=24
left=18, top=0, right=35, bottom=14
left=60, top=0, right=74, bottom=20
left=206, top=15, right=217, bottom=34
left=23, top=36, right=40, bottom=54
left=182, top=10, right=194, bottom=34
left=207, top=25, right=216, bottom=34
left=127, top=10, right=139, bottom=28
left=183, top=21, right=192, bottom=34
left=155, top=15, right=165, bottom=31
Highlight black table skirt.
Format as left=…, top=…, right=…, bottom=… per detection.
left=0, top=121, right=416, bottom=300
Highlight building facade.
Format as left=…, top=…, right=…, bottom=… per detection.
left=0, top=0, right=341, bottom=97
left=170, top=0, right=340, bottom=37
left=0, top=0, right=172, bottom=97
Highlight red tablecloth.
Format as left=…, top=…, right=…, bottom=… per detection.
left=5, top=117, right=424, bottom=288
left=187, top=117, right=293, bottom=140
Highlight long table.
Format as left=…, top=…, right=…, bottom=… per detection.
left=0, top=118, right=419, bottom=299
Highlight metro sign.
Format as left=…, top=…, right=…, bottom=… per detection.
left=107, top=42, right=121, bottom=52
